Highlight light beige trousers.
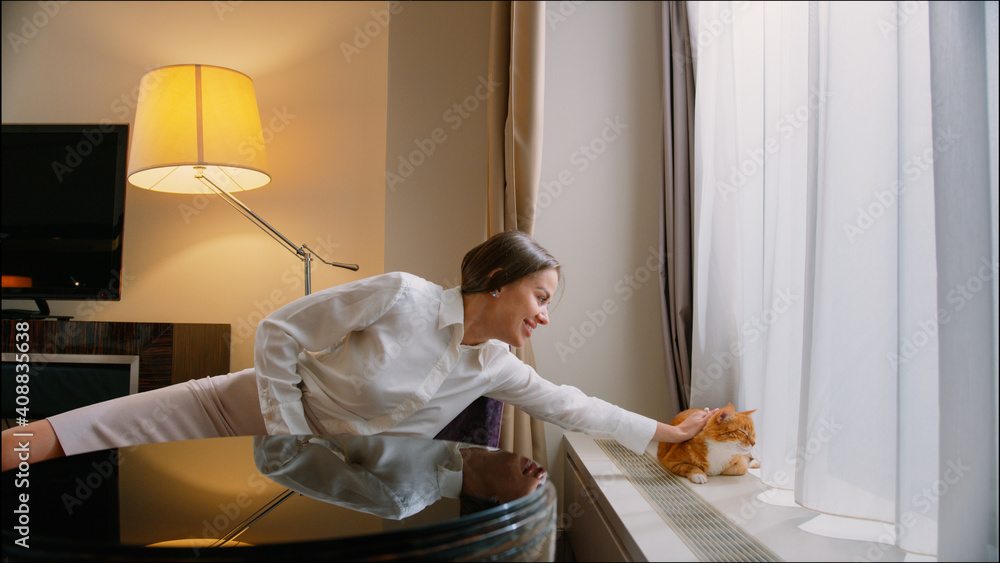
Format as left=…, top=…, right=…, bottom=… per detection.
left=48, top=368, right=268, bottom=456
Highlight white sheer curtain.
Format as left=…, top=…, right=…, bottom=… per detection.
left=688, top=1, right=998, bottom=559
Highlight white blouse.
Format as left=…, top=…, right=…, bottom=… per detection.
left=254, top=272, right=656, bottom=454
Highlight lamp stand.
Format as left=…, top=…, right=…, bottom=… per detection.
left=192, top=169, right=349, bottom=544
left=210, top=489, right=297, bottom=547
left=194, top=168, right=358, bottom=295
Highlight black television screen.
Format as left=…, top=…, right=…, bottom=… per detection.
left=1, top=123, right=129, bottom=306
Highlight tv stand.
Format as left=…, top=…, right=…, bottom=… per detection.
left=1, top=320, right=232, bottom=389
left=1, top=299, right=73, bottom=321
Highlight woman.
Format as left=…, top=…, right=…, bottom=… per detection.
left=2, top=231, right=710, bottom=501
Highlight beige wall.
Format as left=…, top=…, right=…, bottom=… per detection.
left=1, top=1, right=389, bottom=371
left=383, top=1, right=492, bottom=285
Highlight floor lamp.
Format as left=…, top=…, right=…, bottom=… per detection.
left=126, top=64, right=347, bottom=546
left=126, top=64, right=357, bottom=297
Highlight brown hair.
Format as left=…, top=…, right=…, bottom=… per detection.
left=461, top=230, right=560, bottom=294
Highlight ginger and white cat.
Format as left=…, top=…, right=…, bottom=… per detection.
left=656, top=403, right=757, bottom=484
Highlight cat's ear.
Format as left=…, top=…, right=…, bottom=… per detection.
left=716, top=403, right=736, bottom=422
left=741, top=409, right=757, bottom=417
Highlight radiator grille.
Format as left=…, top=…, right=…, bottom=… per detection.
left=595, top=439, right=782, bottom=562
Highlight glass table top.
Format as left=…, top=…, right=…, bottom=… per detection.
left=2, top=435, right=556, bottom=561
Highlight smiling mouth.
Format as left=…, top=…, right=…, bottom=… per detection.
left=524, top=320, right=535, bottom=337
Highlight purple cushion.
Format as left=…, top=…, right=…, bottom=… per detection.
left=434, top=397, right=504, bottom=447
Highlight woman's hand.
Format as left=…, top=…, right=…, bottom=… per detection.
left=653, top=408, right=718, bottom=443
left=674, top=409, right=715, bottom=440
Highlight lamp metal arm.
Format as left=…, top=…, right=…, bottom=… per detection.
left=194, top=169, right=359, bottom=296
left=197, top=172, right=300, bottom=257
left=210, top=488, right=297, bottom=547
left=301, top=244, right=359, bottom=271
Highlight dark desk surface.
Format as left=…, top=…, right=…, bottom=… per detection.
left=2, top=435, right=555, bottom=562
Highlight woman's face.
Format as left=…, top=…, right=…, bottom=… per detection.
left=490, top=268, right=559, bottom=347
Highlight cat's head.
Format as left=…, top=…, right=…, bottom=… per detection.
left=705, top=403, right=756, bottom=449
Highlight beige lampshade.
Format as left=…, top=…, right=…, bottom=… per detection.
left=127, top=64, right=271, bottom=194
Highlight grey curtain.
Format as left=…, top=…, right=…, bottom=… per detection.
left=659, top=1, right=696, bottom=412
left=927, top=2, right=999, bottom=559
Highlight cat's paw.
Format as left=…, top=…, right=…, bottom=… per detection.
left=689, top=473, right=708, bottom=484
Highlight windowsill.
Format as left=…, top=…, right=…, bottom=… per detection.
left=561, top=433, right=927, bottom=562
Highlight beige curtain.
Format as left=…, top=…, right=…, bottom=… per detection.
left=486, top=0, right=548, bottom=466
left=659, top=1, right=695, bottom=412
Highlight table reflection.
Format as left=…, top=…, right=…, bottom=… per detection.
left=2, top=435, right=555, bottom=562
left=254, top=434, right=467, bottom=520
